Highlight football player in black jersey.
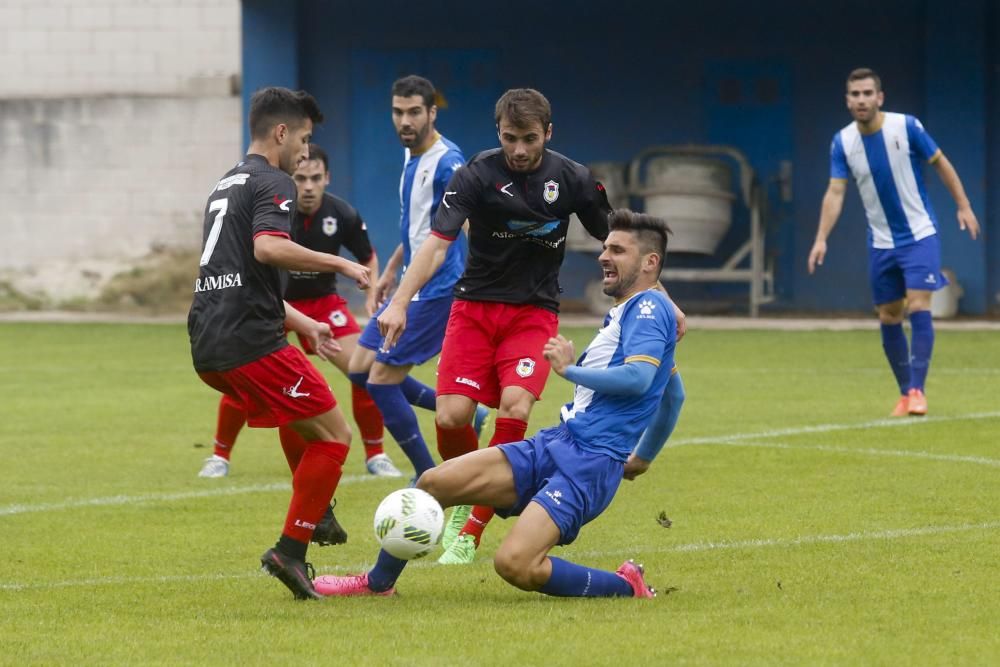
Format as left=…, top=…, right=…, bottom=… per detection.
left=197, top=145, right=403, bottom=481
left=379, top=89, right=688, bottom=565
left=288, top=145, right=403, bottom=476
left=188, top=87, right=370, bottom=599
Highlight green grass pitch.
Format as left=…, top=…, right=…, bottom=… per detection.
left=1, top=322, right=997, bottom=665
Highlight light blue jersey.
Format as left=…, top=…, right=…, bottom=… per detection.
left=561, top=289, right=676, bottom=461
left=830, top=112, right=942, bottom=249
left=399, top=133, right=467, bottom=300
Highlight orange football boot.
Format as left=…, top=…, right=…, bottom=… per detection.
left=890, top=395, right=910, bottom=417
left=907, top=388, right=928, bottom=416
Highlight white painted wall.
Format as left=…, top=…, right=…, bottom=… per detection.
left=0, top=0, right=242, bottom=301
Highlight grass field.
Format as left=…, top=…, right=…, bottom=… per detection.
left=1, top=321, right=998, bottom=665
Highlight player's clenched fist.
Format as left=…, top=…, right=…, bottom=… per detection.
left=304, top=320, right=342, bottom=362
left=343, top=261, right=371, bottom=289
left=542, top=334, right=575, bottom=376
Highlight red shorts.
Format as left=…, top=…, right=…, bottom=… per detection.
left=197, top=345, right=336, bottom=428
left=437, top=300, right=558, bottom=408
left=287, top=294, right=361, bottom=354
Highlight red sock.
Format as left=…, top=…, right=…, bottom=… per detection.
left=213, top=395, right=247, bottom=460
left=278, top=425, right=308, bottom=473
left=462, top=505, right=496, bottom=546
left=488, top=417, right=528, bottom=448
left=282, top=440, right=349, bottom=544
left=436, top=422, right=479, bottom=461
left=461, top=418, right=528, bottom=544
left=352, top=384, right=385, bottom=459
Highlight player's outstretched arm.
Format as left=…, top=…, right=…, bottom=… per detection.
left=932, top=155, right=980, bottom=240
left=387, top=234, right=451, bottom=306
left=377, top=234, right=453, bottom=348
left=254, top=234, right=370, bottom=288
left=284, top=301, right=341, bottom=361
left=545, top=334, right=658, bottom=396
left=625, top=372, right=686, bottom=481
left=808, top=179, right=847, bottom=274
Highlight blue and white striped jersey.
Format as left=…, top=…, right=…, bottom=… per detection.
left=830, top=112, right=942, bottom=249
left=399, top=133, right=467, bottom=300
left=560, top=288, right=676, bottom=461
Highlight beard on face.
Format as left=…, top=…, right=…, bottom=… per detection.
left=400, top=123, right=429, bottom=148
left=603, top=266, right=640, bottom=299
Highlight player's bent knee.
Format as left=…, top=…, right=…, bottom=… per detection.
left=497, top=405, right=531, bottom=422
left=415, top=467, right=451, bottom=505
left=493, top=548, right=545, bottom=591
left=296, top=413, right=353, bottom=446
left=435, top=410, right=472, bottom=430
left=497, top=393, right=534, bottom=422
left=877, top=300, right=905, bottom=324
left=347, top=348, right=375, bottom=375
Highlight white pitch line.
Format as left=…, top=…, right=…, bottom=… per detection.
left=3, top=412, right=996, bottom=519
left=0, top=474, right=379, bottom=517
left=668, top=410, right=1000, bottom=448
left=626, top=520, right=1000, bottom=556
left=3, top=521, right=997, bottom=592
left=704, top=440, right=1000, bottom=468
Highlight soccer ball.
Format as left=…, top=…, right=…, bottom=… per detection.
left=373, top=488, right=444, bottom=560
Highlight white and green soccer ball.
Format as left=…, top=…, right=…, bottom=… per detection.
left=373, top=488, right=444, bottom=560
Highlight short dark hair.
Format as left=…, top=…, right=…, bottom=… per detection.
left=391, top=75, right=436, bottom=109
left=248, top=87, right=324, bottom=140
left=608, top=209, right=671, bottom=272
left=494, top=88, right=551, bottom=131
left=304, top=143, right=329, bottom=172
left=847, top=67, right=882, bottom=92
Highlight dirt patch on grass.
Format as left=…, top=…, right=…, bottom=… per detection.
left=61, top=246, right=199, bottom=315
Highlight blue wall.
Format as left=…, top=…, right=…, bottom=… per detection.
left=240, top=0, right=299, bottom=150
left=242, top=0, right=997, bottom=315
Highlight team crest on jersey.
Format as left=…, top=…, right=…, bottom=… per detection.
left=515, top=358, right=536, bottom=378
left=637, top=299, right=657, bottom=319
left=543, top=180, right=559, bottom=204
left=329, top=310, right=348, bottom=327
left=322, top=216, right=338, bottom=236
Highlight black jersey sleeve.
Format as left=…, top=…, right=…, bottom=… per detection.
left=431, top=164, right=480, bottom=240
left=340, top=205, right=375, bottom=264
left=574, top=168, right=612, bottom=241
left=252, top=171, right=295, bottom=238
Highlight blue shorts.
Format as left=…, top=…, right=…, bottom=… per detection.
left=496, top=425, right=623, bottom=545
left=868, top=234, right=948, bottom=306
left=358, top=295, right=453, bottom=366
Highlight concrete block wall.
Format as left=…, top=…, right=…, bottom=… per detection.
left=0, top=0, right=242, bottom=301
left=0, top=0, right=239, bottom=98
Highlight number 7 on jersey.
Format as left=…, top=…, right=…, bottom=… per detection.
left=200, top=198, right=228, bottom=266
